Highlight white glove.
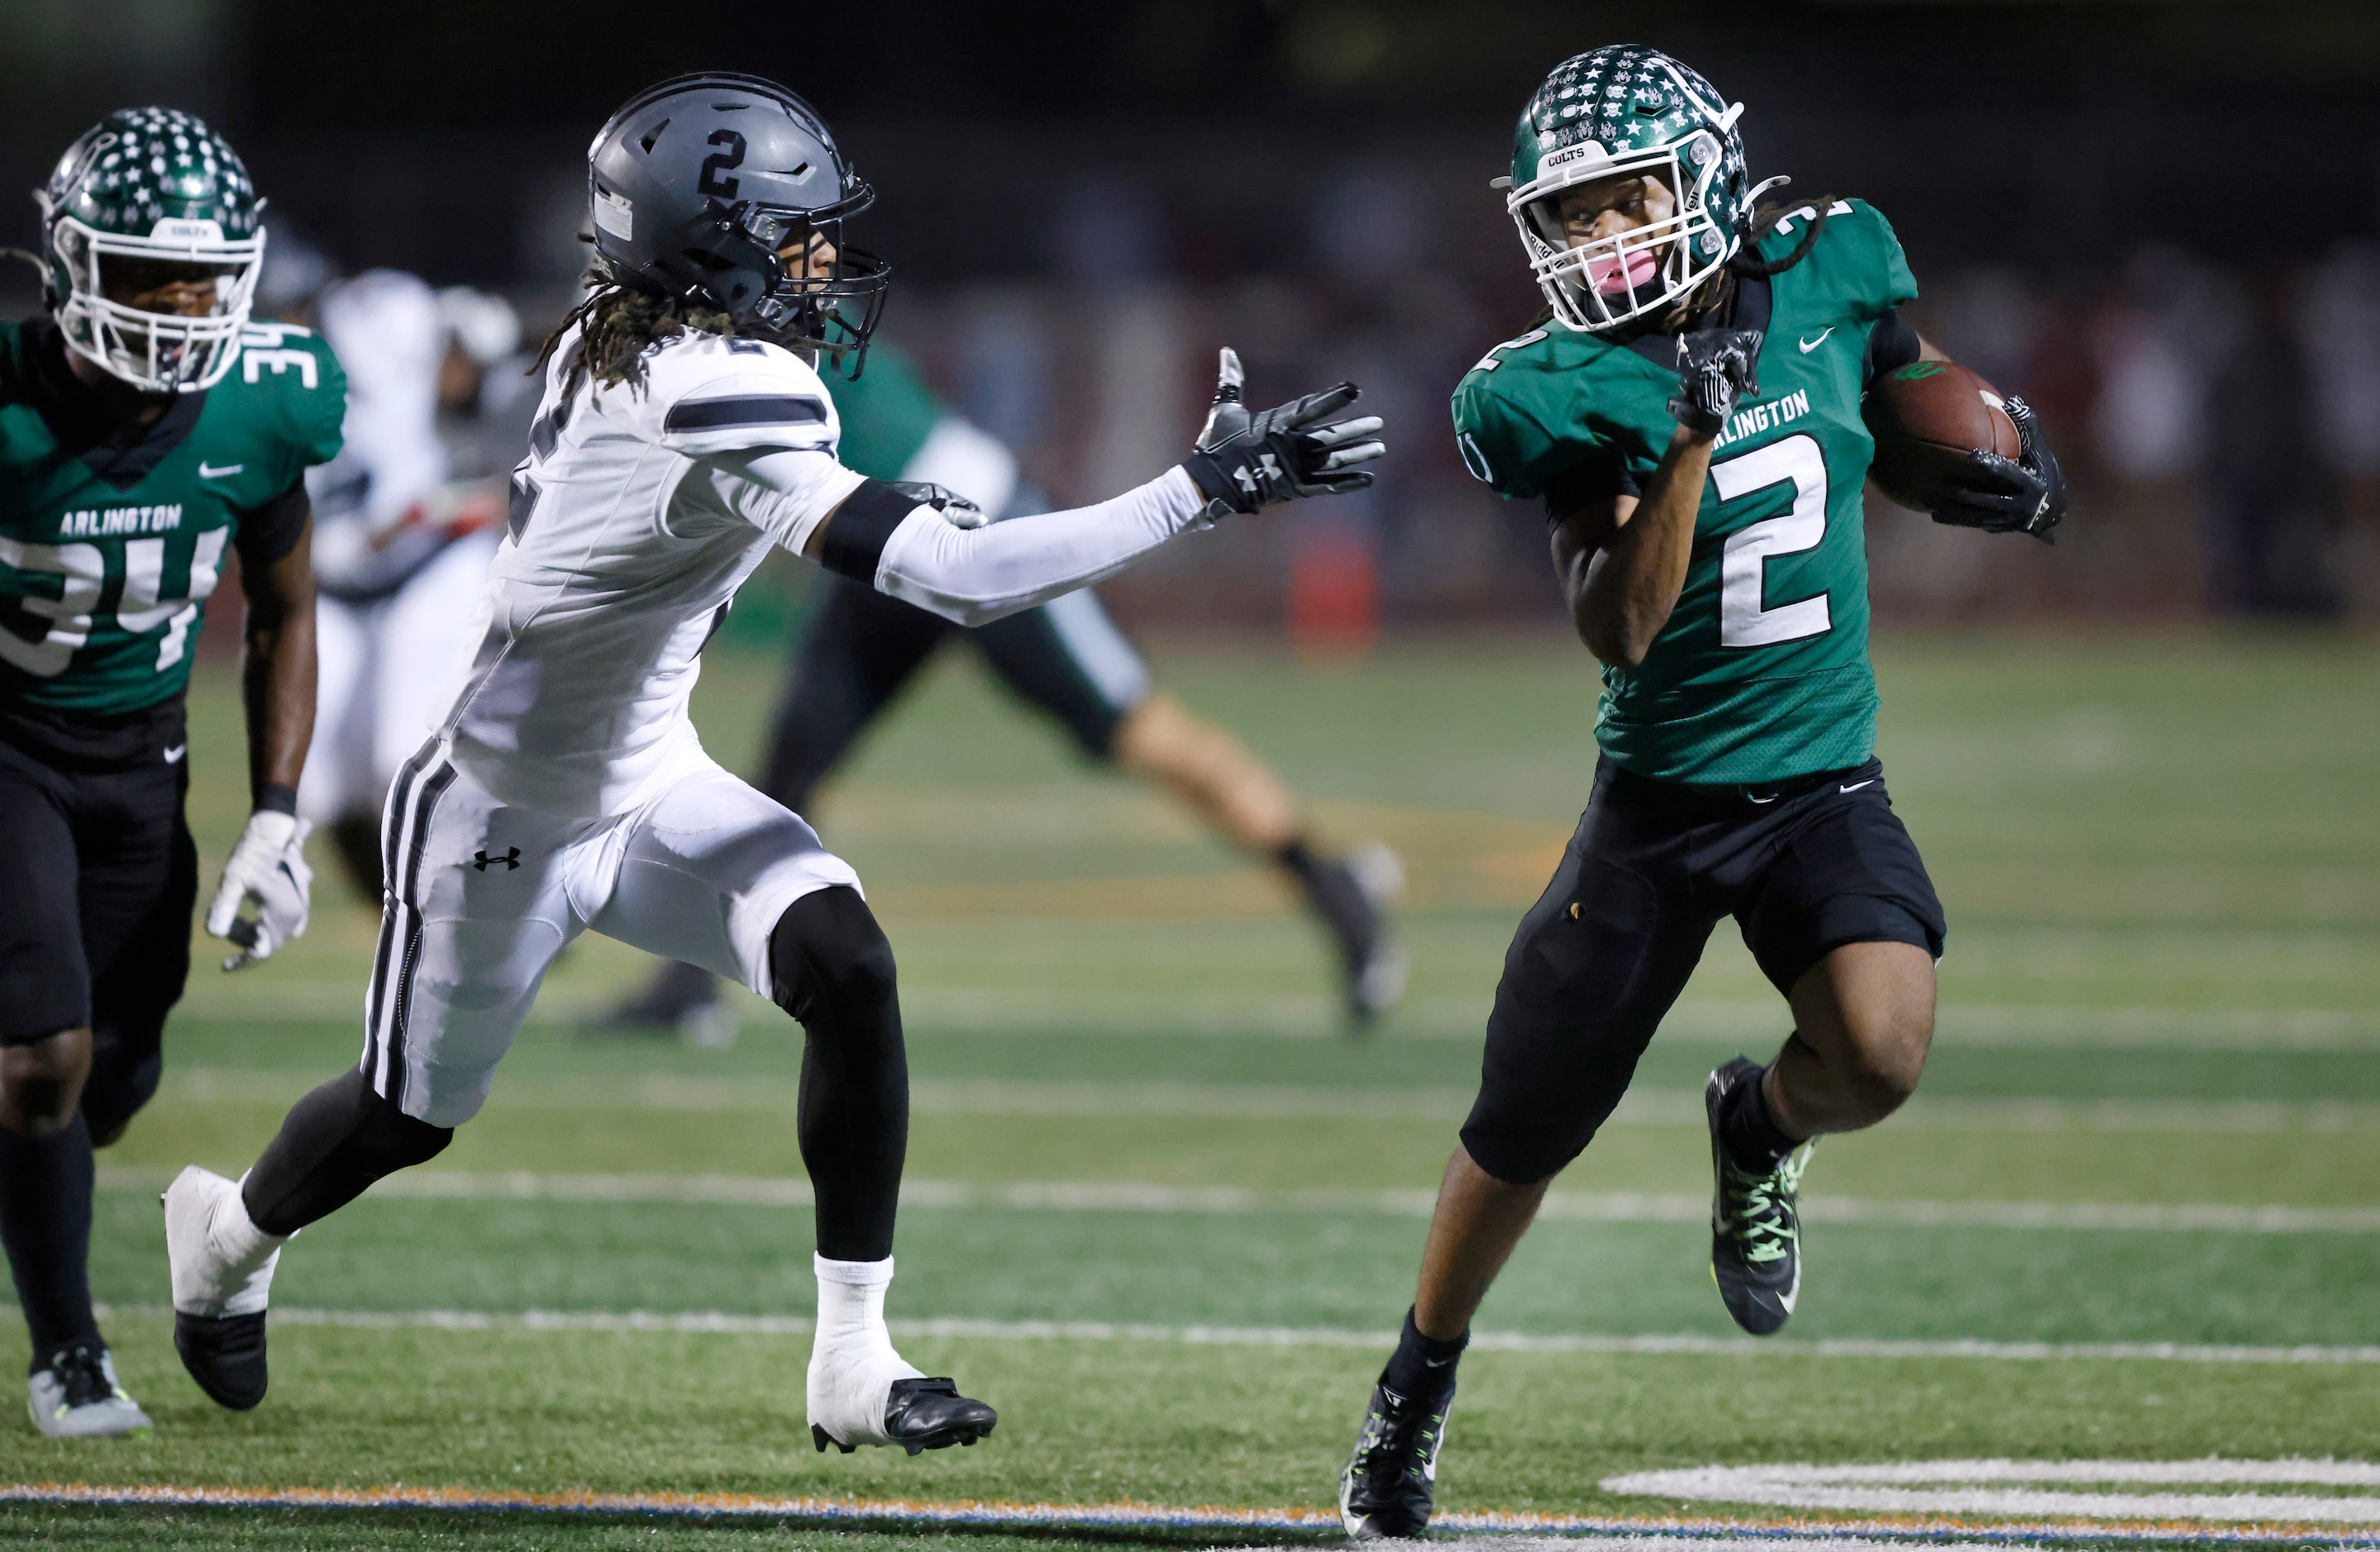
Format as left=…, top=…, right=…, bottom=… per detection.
left=205, top=810, right=314, bottom=972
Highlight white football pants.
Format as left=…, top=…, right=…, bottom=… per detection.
left=361, top=738, right=861, bottom=1127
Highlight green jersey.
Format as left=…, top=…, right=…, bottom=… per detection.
left=0, top=318, right=345, bottom=716
left=828, top=343, right=946, bottom=481
left=1453, top=199, right=1917, bottom=784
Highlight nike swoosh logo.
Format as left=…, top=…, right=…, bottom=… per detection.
left=198, top=462, right=244, bottom=478
left=162, top=745, right=187, bottom=764
left=1839, top=778, right=1877, bottom=793
left=1748, top=794, right=1780, bottom=805
left=1423, top=1356, right=1455, bottom=1368
left=1798, top=327, right=1834, bottom=354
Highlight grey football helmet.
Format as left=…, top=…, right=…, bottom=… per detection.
left=585, top=73, right=890, bottom=375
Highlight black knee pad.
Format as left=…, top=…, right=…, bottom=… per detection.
left=768, top=886, right=897, bottom=1023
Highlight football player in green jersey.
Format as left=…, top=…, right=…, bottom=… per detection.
left=1339, top=46, right=2068, bottom=1537
left=0, top=108, right=341, bottom=1435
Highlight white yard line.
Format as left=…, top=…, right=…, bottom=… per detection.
left=169, top=987, right=2380, bottom=1050
left=84, top=1303, right=2380, bottom=1366
left=90, top=1168, right=2380, bottom=1232
left=152, top=1069, right=2380, bottom=1131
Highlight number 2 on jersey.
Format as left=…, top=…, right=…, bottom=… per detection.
left=1710, top=432, right=1831, bottom=649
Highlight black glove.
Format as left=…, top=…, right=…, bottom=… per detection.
left=1668, top=327, right=1762, bottom=436
left=1930, top=394, right=2067, bottom=544
left=1180, top=348, right=1387, bottom=517
left=889, top=480, right=987, bottom=531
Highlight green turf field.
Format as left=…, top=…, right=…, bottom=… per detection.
left=5, top=626, right=2378, bottom=1549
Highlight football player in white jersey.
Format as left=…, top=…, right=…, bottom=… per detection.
left=161, top=72, right=1385, bottom=1455
left=298, top=270, right=518, bottom=892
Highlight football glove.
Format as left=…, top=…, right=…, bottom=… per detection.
left=891, top=481, right=990, bottom=531
left=1929, top=394, right=2067, bottom=544
left=205, top=810, right=313, bottom=972
left=1668, top=327, right=1763, bottom=436
left=1180, top=348, right=1386, bottom=518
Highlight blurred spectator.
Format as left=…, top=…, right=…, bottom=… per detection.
left=2201, top=272, right=2342, bottom=617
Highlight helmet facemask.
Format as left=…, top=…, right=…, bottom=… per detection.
left=46, top=213, right=265, bottom=394
left=732, top=188, right=891, bottom=378
left=1510, top=121, right=1738, bottom=333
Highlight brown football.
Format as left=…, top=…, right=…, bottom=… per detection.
left=1862, top=360, right=2021, bottom=512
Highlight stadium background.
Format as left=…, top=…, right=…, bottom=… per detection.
left=1, top=2, right=2377, bottom=1547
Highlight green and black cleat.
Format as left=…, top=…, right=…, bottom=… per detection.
left=1339, top=1379, right=1452, bottom=1540
left=1705, top=1056, right=1816, bottom=1336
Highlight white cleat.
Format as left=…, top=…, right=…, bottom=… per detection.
left=1345, top=840, right=1409, bottom=1023
left=27, top=1344, right=151, bottom=1438
left=162, top=1165, right=289, bottom=1410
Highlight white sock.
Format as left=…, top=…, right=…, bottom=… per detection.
left=169, top=1168, right=289, bottom=1316
left=808, top=1254, right=921, bottom=1444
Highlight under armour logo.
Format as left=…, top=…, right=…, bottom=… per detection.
left=472, top=848, right=521, bottom=871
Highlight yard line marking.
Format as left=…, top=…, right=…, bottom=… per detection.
left=8, top=1482, right=2373, bottom=1543
left=1603, top=1461, right=2380, bottom=1525
left=89, top=1304, right=2380, bottom=1365
left=90, top=1169, right=2380, bottom=1232
left=165, top=992, right=2380, bottom=1050
left=148, top=1069, right=2380, bottom=1131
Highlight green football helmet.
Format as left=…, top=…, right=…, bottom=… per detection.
left=1498, top=46, right=1759, bottom=332
left=36, top=107, right=266, bottom=393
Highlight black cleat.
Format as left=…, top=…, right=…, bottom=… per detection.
left=884, top=1377, right=997, bottom=1454
left=1705, top=1057, right=1816, bottom=1336
left=583, top=959, right=736, bottom=1048
left=813, top=1378, right=996, bottom=1455
left=1340, top=1379, right=1452, bottom=1540
left=174, top=1310, right=269, bottom=1411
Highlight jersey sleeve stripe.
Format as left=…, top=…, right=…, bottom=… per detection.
left=662, top=395, right=828, bottom=432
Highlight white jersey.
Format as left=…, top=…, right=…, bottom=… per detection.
left=443, top=328, right=865, bottom=816
left=308, top=270, right=453, bottom=598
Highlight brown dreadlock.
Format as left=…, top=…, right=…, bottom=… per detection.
left=531, top=271, right=737, bottom=398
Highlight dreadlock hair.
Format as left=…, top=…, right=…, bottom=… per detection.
left=1729, top=191, right=1838, bottom=279
left=532, top=269, right=736, bottom=398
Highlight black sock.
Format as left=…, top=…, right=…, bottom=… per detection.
left=1276, top=837, right=1377, bottom=965
left=0, top=1116, right=99, bottom=1369
left=1380, top=1307, right=1467, bottom=1401
left=1720, top=1058, right=1801, bottom=1174
left=243, top=1069, right=452, bottom=1236
left=770, top=887, right=909, bottom=1264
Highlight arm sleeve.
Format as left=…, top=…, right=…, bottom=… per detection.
left=232, top=478, right=311, bottom=569
left=851, top=466, right=1209, bottom=627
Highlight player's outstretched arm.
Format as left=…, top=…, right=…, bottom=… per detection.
left=205, top=502, right=319, bottom=972
left=798, top=348, right=1386, bottom=626
left=1571, top=327, right=1759, bottom=669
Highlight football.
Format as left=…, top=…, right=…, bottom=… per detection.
left=1862, top=359, right=2022, bottom=511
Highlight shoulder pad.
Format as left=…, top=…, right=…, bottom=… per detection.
left=1761, top=198, right=1915, bottom=317
left=233, top=321, right=347, bottom=472
left=634, top=332, right=839, bottom=456
left=1452, top=330, right=1600, bottom=500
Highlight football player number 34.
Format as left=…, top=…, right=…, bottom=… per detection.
left=1711, top=431, right=1832, bottom=649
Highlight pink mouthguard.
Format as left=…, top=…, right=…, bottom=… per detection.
left=1586, top=248, right=1660, bottom=297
